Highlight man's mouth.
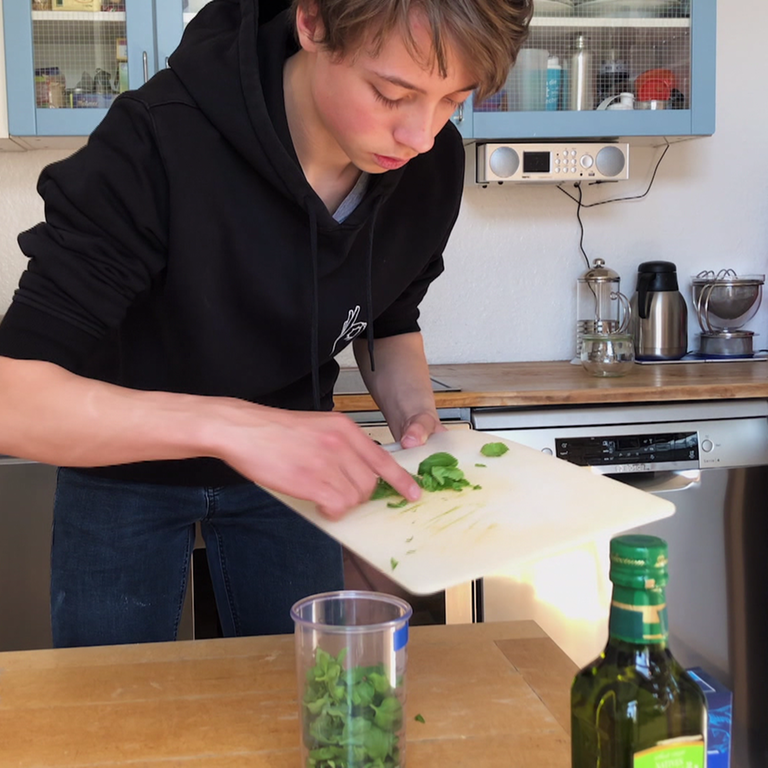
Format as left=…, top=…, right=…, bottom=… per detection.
left=373, top=154, right=410, bottom=171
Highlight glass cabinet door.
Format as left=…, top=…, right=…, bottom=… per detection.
left=472, top=0, right=714, bottom=140
left=3, top=0, right=154, bottom=136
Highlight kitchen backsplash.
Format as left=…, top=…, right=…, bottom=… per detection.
left=1, top=140, right=766, bottom=368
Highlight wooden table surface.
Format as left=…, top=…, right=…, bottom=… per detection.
left=0, top=620, right=577, bottom=767
left=334, top=360, right=768, bottom=412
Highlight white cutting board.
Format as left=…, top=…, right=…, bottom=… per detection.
left=267, top=430, right=675, bottom=595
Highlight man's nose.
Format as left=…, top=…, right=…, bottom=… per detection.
left=393, top=107, right=437, bottom=155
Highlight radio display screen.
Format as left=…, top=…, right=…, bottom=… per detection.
left=554, top=432, right=699, bottom=467
left=523, top=151, right=550, bottom=173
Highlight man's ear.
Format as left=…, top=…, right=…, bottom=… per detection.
left=295, top=1, right=324, bottom=53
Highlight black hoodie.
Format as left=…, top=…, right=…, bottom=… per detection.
left=0, top=0, right=465, bottom=485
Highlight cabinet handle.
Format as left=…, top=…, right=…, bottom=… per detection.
left=455, top=103, right=464, bottom=123
left=165, top=57, right=170, bottom=69
left=143, top=51, right=149, bottom=84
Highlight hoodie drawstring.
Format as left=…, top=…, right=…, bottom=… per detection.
left=365, top=202, right=382, bottom=374
left=307, top=203, right=321, bottom=411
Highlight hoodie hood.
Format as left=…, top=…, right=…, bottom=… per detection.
left=169, top=0, right=304, bottom=207
left=169, top=0, right=402, bottom=228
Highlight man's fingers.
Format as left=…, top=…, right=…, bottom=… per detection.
left=374, top=456, right=421, bottom=501
left=400, top=413, right=442, bottom=449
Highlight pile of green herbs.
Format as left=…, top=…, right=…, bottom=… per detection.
left=370, top=451, right=471, bottom=502
left=302, top=646, right=403, bottom=768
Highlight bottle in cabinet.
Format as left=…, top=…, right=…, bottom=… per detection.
left=566, top=33, right=594, bottom=111
left=545, top=55, right=562, bottom=111
left=571, top=535, right=707, bottom=768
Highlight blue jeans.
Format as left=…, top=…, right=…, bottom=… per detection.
left=51, top=468, right=343, bottom=648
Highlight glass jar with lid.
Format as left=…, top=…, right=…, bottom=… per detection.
left=575, top=258, right=630, bottom=359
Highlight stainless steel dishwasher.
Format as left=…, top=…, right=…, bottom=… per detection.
left=472, top=399, right=768, bottom=768
left=0, top=457, right=58, bottom=651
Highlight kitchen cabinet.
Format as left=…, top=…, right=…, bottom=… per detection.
left=0, top=2, right=23, bottom=150
left=1, top=0, right=210, bottom=143
left=3, top=1, right=713, bottom=145
left=458, top=0, right=715, bottom=141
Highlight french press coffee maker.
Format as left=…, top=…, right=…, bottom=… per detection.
left=575, top=258, right=630, bottom=359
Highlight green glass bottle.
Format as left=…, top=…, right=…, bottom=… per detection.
left=571, top=534, right=707, bottom=768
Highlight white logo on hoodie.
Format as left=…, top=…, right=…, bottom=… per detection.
left=332, top=306, right=367, bottom=354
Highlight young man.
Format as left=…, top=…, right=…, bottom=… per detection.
left=0, top=0, right=531, bottom=646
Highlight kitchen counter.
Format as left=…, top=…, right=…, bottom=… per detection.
left=0, top=620, right=576, bottom=767
left=334, top=360, right=768, bottom=412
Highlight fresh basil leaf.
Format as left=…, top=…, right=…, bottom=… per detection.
left=418, top=473, right=441, bottom=492
left=417, top=452, right=458, bottom=475
left=480, top=442, right=510, bottom=457
left=370, top=478, right=400, bottom=500
left=371, top=697, right=403, bottom=731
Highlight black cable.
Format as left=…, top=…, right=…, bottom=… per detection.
left=557, top=141, right=670, bottom=208
left=559, top=141, right=671, bottom=270
left=575, top=182, right=590, bottom=268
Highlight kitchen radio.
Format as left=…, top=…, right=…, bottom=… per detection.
left=476, top=142, right=629, bottom=184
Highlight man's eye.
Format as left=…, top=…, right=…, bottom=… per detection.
left=372, top=89, right=401, bottom=109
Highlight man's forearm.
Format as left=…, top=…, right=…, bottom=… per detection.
left=353, top=333, right=439, bottom=442
left=0, top=355, right=421, bottom=518
left=0, top=356, right=226, bottom=467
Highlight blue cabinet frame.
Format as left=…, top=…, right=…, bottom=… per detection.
left=2, top=0, right=715, bottom=141
left=3, top=0, right=155, bottom=136
left=154, top=2, right=184, bottom=74
left=465, top=0, right=716, bottom=141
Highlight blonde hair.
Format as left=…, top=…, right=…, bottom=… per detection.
left=291, top=0, right=532, bottom=103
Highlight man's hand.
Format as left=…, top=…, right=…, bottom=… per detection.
left=209, top=406, right=422, bottom=520
left=353, top=332, right=446, bottom=451
left=399, top=411, right=448, bottom=449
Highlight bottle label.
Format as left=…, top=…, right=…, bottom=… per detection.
left=634, top=738, right=705, bottom=768
left=610, top=586, right=668, bottom=644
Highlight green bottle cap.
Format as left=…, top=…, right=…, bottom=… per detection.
left=609, top=534, right=669, bottom=590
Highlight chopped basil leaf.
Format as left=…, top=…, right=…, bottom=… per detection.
left=480, top=442, right=510, bottom=458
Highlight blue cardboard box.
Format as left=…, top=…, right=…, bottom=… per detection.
left=687, top=667, right=732, bottom=768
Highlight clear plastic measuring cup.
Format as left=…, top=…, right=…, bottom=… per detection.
left=291, top=590, right=413, bottom=767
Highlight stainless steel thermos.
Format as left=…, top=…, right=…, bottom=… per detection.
left=567, top=33, right=594, bottom=111
left=630, top=261, right=688, bottom=360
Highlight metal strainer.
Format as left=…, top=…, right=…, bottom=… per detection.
left=692, top=269, right=765, bottom=332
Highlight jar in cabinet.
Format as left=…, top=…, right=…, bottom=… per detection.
left=34, top=68, right=66, bottom=109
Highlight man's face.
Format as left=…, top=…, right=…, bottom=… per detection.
left=297, top=11, right=475, bottom=173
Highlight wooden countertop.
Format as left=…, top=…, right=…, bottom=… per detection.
left=334, top=361, right=768, bottom=412
left=0, top=620, right=576, bottom=767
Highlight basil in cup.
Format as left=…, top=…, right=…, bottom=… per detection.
left=291, top=591, right=413, bottom=768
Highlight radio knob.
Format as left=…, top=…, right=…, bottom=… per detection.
left=596, top=145, right=626, bottom=177
left=701, top=439, right=714, bottom=453
left=489, top=146, right=520, bottom=178
left=541, top=447, right=553, bottom=456
left=580, top=154, right=594, bottom=169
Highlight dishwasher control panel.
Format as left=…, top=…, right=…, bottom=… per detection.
left=555, top=431, right=699, bottom=473
left=473, top=401, right=768, bottom=473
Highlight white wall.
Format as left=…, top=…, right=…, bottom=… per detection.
left=1, top=0, right=766, bottom=365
